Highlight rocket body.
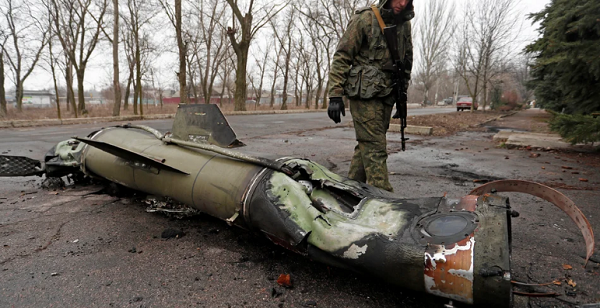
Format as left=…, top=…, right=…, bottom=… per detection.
left=80, top=126, right=512, bottom=306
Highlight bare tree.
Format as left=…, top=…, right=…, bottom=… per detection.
left=42, top=6, right=62, bottom=119
left=298, top=6, right=327, bottom=109
left=158, top=0, right=188, bottom=104
left=247, top=44, right=269, bottom=108
left=270, top=6, right=296, bottom=110
left=0, top=36, right=8, bottom=117
left=1, top=0, right=49, bottom=111
left=268, top=38, right=283, bottom=108
left=192, top=0, right=229, bottom=105
left=225, top=0, right=285, bottom=111
left=150, top=67, right=163, bottom=108
left=299, top=0, right=367, bottom=108
left=111, top=0, right=121, bottom=115
left=123, top=0, right=159, bottom=115
left=414, top=0, right=454, bottom=106
left=122, top=29, right=134, bottom=111
left=50, top=0, right=108, bottom=114
left=454, top=0, right=520, bottom=112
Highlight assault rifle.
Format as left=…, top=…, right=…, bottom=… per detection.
left=383, top=25, right=409, bottom=151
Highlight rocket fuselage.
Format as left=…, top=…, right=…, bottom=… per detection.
left=79, top=126, right=513, bottom=306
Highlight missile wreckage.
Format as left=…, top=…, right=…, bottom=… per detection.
left=0, top=104, right=595, bottom=307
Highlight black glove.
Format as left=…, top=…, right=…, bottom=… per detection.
left=327, top=97, right=346, bottom=124
left=392, top=91, right=408, bottom=119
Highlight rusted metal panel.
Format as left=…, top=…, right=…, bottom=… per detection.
left=470, top=180, right=595, bottom=265
left=425, top=236, right=475, bottom=304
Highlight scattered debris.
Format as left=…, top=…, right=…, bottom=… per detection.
left=579, top=178, right=589, bottom=182
left=131, top=296, right=143, bottom=303
left=271, top=287, right=283, bottom=298
left=567, top=278, right=577, bottom=287
left=208, top=228, right=220, bottom=234
left=161, top=228, right=185, bottom=239
left=144, top=196, right=200, bottom=219
left=561, top=166, right=573, bottom=170
left=277, top=274, right=292, bottom=288
left=563, top=264, right=573, bottom=270
left=529, top=153, right=541, bottom=158
left=40, top=177, right=65, bottom=189
left=301, top=300, right=317, bottom=307
left=50, top=272, right=59, bottom=276
left=128, top=247, right=137, bottom=253
left=72, top=239, right=79, bottom=243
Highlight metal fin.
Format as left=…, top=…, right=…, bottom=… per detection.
left=171, top=104, right=244, bottom=148
left=470, top=180, right=595, bottom=266
left=74, top=137, right=190, bottom=175
left=0, top=155, right=44, bottom=177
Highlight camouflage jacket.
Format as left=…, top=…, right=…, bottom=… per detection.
left=327, top=1, right=414, bottom=103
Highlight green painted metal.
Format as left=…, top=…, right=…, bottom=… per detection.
left=81, top=128, right=262, bottom=221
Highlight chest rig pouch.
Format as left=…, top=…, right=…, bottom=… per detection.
left=343, top=9, right=395, bottom=100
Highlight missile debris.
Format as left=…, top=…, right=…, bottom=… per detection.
left=0, top=104, right=594, bottom=306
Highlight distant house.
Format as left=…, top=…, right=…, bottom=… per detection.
left=14, top=90, right=55, bottom=108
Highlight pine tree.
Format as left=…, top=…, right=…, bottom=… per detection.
left=526, top=0, right=600, bottom=115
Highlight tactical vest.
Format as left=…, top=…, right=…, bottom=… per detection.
left=343, top=7, right=411, bottom=100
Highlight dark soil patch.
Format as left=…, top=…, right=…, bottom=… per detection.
left=391, top=110, right=505, bottom=136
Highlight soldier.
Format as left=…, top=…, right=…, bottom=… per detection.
left=326, top=0, right=413, bottom=192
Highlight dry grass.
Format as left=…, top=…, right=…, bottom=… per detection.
left=391, top=110, right=505, bottom=136
left=1, top=101, right=323, bottom=120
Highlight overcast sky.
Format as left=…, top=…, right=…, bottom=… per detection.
left=21, top=0, right=551, bottom=92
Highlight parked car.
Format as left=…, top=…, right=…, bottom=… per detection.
left=456, top=97, right=478, bottom=111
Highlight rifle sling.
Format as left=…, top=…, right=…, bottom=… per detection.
left=370, top=5, right=387, bottom=34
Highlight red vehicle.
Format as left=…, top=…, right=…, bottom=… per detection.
left=456, top=96, right=478, bottom=111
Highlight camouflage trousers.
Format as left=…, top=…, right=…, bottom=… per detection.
left=348, top=98, right=394, bottom=192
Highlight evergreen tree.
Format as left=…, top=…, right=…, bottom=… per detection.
left=526, top=0, right=600, bottom=114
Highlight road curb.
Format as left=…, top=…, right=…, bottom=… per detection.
left=389, top=124, right=433, bottom=136
left=478, top=111, right=520, bottom=126
left=0, top=109, right=328, bottom=129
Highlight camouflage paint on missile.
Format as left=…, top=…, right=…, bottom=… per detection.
left=0, top=104, right=593, bottom=307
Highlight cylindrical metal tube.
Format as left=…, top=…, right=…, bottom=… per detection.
left=82, top=127, right=263, bottom=221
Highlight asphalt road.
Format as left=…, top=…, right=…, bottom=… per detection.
left=1, top=107, right=598, bottom=308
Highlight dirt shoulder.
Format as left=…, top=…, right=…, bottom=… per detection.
left=392, top=110, right=513, bottom=136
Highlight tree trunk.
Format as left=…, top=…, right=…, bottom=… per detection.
left=233, top=49, right=248, bottom=111
left=76, top=68, right=86, bottom=114
left=112, top=0, right=121, bottom=116
left=316, top=84, right=323, bottom=109
left=280, top=59, right=290, bottom=110
left=175, top=0, right=188, bottom=104
left=138, top=83, right=143, bottom=116
left=269, top=77, right=277, bottom=108
left=66, top=60, right=76, bottom=115
left=135, top=31, right=142, bottom=115
left=15, top=74, right=23, bottom=112
left=0, top=52, right=6, bottom=117
left=49, top=45, right=61, bottom=120
left=124, top=68, right=133, bottom=110
left=133, top=80, right=138, bottom=115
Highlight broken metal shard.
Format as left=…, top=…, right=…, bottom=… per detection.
left=0, top=104, right=594, bottom=307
